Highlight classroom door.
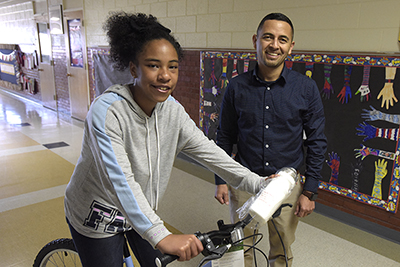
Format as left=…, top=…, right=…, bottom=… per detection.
left=64, top=10, right=88, bottom=121
left=37, top=22, right=57, bottom=110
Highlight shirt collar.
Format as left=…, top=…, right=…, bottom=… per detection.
left=252, top=64, right=289, bottom=85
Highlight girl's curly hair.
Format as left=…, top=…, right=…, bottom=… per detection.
left=103, top=12, right=184, bottom=71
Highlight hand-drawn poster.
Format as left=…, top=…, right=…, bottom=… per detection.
left=0, top=49, right=18, bottom=85
left=68, top=19, right=84, bottom=68
left=200, top=51, right=400, bottom=213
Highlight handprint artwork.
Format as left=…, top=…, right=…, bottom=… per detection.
left=321, top=63, right=333, bottom=100
left=356, top=121, right=399, bottom=142
left=355, top=65, right=371, bottom=102
left=358, top=106, right=400, bottom=159
left=361, top=105, right=400, bottom=124
left=352, top=104, right=400, bottom=208
left=354, top=144, right=395, bottom=161
left=337, top=65, right=352, bottom=104
left=326, top=152, right=340, bottom=185
left=373, top=159, right=387, bottom=199
left=377, top=67, right=398, bottom=110
left=316, top=63, right=399, bottom=211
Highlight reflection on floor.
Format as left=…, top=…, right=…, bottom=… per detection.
left=1, top=88, right=400, bottom=267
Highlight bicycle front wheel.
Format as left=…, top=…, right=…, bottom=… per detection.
left=33, top=238, right=82, bottom=267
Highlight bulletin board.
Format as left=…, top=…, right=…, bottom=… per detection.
left=200, top=51, right=400, bottom=213
left=88, top=47, right=132, bottom=99
left=0, top=49, right=18, bottom=85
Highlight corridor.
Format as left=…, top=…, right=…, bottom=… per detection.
left=1, top=89, right=400, bottom=267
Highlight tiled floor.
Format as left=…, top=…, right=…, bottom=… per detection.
left=1, top=88, right=400, bottom=267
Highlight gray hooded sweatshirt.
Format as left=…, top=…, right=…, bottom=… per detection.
left=64, top=84, right=263, bottom=247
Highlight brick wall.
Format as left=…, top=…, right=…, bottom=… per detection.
left=173, top=50, right=201, bottom=125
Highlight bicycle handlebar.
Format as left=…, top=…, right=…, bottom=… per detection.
left=155, top=230, right=234, bottom=267
left=155, top=254, right=179, bottom=267
left=155, top=203, right=294, bottom=267
left=155, top=214, right=253, bottom=267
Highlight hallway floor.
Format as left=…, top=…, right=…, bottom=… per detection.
left=1, top=88, right=400, bottom=267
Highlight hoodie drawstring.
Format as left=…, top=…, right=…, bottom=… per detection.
left=155, top=111, right=161, bottom=211
left=145, top=118, right=153, bottom=209
left=145, top=112, right=161, bottom=211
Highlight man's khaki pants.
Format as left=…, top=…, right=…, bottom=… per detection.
left=228, top=181, right=302, bottom=267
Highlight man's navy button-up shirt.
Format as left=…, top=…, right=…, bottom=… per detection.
left=215, top=66, right=327, bottom=193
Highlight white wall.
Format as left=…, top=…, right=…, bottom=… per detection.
left=0, top=1, right=398, bottom=54
left=0, top=0, right=63, bottom=53
left=84, top=0, right=400, bottom=53
left=0, top=2, right=36, bottom=52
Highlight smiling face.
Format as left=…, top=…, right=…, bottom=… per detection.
left=129, top=38, right=179, bottom=116
left=252, top=19, right=294, bottom=81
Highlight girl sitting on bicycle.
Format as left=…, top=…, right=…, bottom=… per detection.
left=64, top=11, right=267, bottom=267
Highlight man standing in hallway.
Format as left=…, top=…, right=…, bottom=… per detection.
left=214, top=13, right=327, bottom=267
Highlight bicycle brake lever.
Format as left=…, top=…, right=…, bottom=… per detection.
left=203, top=244, right=231, bottom=261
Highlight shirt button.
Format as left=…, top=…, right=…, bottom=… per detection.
left=265, top=162, right=269, bottom=166
left=267, top=87, right=270, bottom=90
left=265, top=106, right=269, bottom=109
left=265, top=144, right=269, bottom=148
left=265, top=125, right=269, bottom=129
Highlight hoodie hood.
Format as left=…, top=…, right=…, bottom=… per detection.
left=103, top=83, right=159, bottom=119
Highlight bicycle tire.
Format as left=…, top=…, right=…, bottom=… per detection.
left=33, top=238, right=82, bottom=267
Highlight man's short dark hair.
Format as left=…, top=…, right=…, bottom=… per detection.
left=256, top=13, right=294, bottom=39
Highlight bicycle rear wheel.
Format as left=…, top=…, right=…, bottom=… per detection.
left=33, top=238, right=82, bottom=267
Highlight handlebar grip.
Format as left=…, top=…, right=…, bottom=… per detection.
left=155, top=254, right=179, bottom=267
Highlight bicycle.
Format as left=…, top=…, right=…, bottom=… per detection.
left=33, top=204, right=291, bottom=267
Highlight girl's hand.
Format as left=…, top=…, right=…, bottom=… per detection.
left=156, top=234, right=203, bottom=261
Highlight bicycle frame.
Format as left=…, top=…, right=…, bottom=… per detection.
left=123, top=241, right=135, bottom=267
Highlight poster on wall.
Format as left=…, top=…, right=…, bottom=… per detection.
left=200, top=51, right=400, bottom=213
left=0, top=49, right=18, bottom=85
left=68, top=18, right=84, bottom=68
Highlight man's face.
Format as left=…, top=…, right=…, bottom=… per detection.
left=252, top=19, right=294, bottom=71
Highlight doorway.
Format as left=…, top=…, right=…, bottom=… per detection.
left=37, top=22, right=57, bottom=110
left=64, top=10, right=88, bottom=121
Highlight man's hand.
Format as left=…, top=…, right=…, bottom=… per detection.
left=295, top=194, right=315, bottom=217
left=214, top=184, right=229, bottom=205
left=156, top=234, right=203, bottom=261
